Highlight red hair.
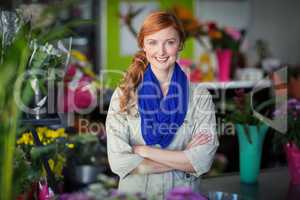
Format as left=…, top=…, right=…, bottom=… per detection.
left=119, top=11, right=185, bottom=112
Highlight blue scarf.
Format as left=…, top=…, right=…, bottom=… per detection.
left=138, top=62, right=189, bottom=148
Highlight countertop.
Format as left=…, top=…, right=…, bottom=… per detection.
left=201, top=167, right=300, bottom=200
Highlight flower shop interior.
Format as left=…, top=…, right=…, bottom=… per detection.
left=1, top=0, right=300, bottom=199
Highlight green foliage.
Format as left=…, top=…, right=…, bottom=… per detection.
left=224, top=89, right=274, bottom=143
left=67, top=134, right=107, bottom=166
left=0, top=19, right=32, bottom=200
left=13, top=147, right=40, bottom=199
left=0, top=2, right=94, bottom=198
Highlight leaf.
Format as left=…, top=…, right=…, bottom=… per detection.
left=37, top=19, right=94, bottom=43
left=243, top=124, right=252, bottom=144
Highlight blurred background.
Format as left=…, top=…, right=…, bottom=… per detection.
left=1, top=0, right=300, bottom=199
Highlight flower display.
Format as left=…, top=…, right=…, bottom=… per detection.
left=16, top=127, right=75, bottom=182
left=206, top=22, right=243, bottom=52
left=170, top=5, right=205, bottom=39
left=178, top=59, right=202, bottom=82
left=166, top=186, right=208, bottom=200
left=273, top=99, right=300, bottom=148
left=224, top=89, right=274, bottom=143
left=17, top=127, right=67, bottom=146
left=60, top=50, right=101, bottom=112
left=226, top=88, right=275, bottom=124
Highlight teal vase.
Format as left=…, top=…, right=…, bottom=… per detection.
left=235, top=123, right=269, bottom=184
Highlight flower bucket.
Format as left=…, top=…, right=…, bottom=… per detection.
left=216, top=49, right=232, bottom=82
left=235, top=123, right=269, bottom=184
left=285, top=143, right=300, bottom=185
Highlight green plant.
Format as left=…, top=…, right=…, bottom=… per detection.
left=0, top=13, right=32, bottom=200
left=66, top=133, right=107, bottom=167
left=0, top=4, right=91, bottom=199
left=224, top=89, right=274, bottom=143
left=13, top=146, right=40, bottom=197
left=16, top=127, right=75, bottom=181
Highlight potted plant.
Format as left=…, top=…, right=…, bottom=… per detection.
left=225, top=89, right=273, bottom=184
left=273, top=98, right=300, bottom=184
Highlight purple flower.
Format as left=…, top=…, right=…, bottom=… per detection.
left=59, top=192, right=94, bottom=200
left=287, top=98, right=298, bottom=106
left=109, top=190, right=126, bottom=198
left=166, top=186, right=208, bottom=200
left=273, top=102, right=288, bottom=117
left=107, top=190, right=147, bottom=200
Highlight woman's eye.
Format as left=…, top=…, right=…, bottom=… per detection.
left=167, top=41, right=175, bottom=45
left=148, top=41, right=156, bottom=45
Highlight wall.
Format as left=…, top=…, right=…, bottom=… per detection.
left=247, top=0, right=300, bottom=65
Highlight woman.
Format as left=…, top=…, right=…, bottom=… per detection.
left=106, top=11, right=219, bottom=199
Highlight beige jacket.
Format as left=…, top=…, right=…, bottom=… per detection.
left=106, top=83, right=219, bottom=199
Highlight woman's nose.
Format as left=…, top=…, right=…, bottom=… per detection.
left=158, top=44, right=166, bottom=56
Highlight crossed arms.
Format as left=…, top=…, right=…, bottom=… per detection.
left=131, top=134, right=212, bottom=174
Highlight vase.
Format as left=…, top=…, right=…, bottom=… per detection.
left=284, top=142, right=300, bottom=185
left=216, top=49, right=232, bottom=82
left=235, top=123, right=269, bottom=184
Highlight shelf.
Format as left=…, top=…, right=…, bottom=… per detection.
left=197, top=79, right=271, bottom=90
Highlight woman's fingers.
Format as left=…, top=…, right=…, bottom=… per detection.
left=186, top=134, right=212, bottom=149
left=192, top=134, right=211, bottom=144
left=186, top=135, right=203, bottom=148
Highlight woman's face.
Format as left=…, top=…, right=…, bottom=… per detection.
left=143, top=26, right=181, bottom=72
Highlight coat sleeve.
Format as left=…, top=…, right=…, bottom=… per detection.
left=183, top=88, right=219, bottom=177
left=105, top=88, right=144, bottom=179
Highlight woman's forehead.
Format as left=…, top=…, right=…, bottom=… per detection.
left=144, top=27, right=179, bottom=41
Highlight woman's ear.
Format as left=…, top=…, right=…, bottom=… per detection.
left=178, top=42, right=184, bottom=51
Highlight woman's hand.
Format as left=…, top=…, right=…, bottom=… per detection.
left=133, top=145, right=149, bottom=157
left=185, top=133, right=212, bottom=150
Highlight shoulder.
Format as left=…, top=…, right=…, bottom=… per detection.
left=188, top=83, right=216, bottom=117
left=189, top=82, right=212, bottom=102
left=109, top=87, right=137, bottom=115
left=111, top=87, right=123, bottom=100
left=108, top=87, right=123, bottom=112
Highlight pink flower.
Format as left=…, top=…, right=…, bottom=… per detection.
left=166, top=186, right=207, bottom=200
left=224, top=27, right=241, bottom=41
left=178, top=59, right=193, bottom=68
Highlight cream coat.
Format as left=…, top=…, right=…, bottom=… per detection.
left=106, top=83, right=219, bottom=199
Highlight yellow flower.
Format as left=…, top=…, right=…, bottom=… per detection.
left=37, top=127, right=47, bottom=134
left=48, top=159, right=54, bottom=169
left=45, top=129, right=56, bottom=138
left=66, top=143, right=75, bottom=149
left=37, top=131, right=44, bottom=141
left=71, top=50, right=88, bottom=62
left=17, top=132, right=34, bottom=145
left=45, top=128, right=67, bottom=139
left=57, top=128, right=67, bottom=137
left=43, top=155, right=66, bottom=178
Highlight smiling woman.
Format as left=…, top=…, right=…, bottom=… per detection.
left=143, top=26, right=181, bottom=96
left=106, top=11, right=219, bottom=200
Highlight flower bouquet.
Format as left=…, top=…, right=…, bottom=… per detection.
left=225, top=89, right=273, bottom=183
left=273, top=99, right=300, bottom=148
left=15, top=127, right=75, bottom=197
left=273, top=98, right=300, bottom=184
